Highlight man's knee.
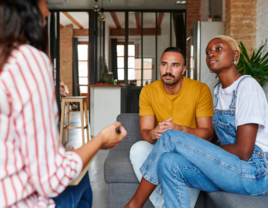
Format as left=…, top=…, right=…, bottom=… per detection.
left=130, top=141, right=153, bottom=162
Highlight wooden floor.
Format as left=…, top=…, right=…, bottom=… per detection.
left=61, top=110, right=109, bottom=208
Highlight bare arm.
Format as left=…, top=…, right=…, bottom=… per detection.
left=64, top=84, right=69, bottom=94
left=140, top=116, right=157, bottom=144
left=159, top=117, right=214, bottom=141
left=219, top=124, right=258, bottom=161
left=182, top=117, right=213, bottom=141
left=140, top=116, right=172, bottom=144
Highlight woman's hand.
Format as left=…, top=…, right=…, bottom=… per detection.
left=98, top=121, right=127, bottom=149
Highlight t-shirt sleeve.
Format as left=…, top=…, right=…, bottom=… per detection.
left=236, top=79, right=266, bottom=127
left=196, top=84, right=214, bottom=117
left=139, top=86, right=155, bottom=116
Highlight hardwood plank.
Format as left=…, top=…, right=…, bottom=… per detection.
left=78, top=41, right=89, bottom=45
left=62, top=12, right=84, bottom=29
left=135, top=12, right=141, bottom=29
left=157, top=13, right=164, bottom=28
left=74, top=29, right=88, bottom=36
left=110, top=12, right=121, bottom=29
left=110, top=28, right=161, bottom=36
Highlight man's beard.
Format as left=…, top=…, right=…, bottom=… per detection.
left=161, top=73, right=181, bottom=86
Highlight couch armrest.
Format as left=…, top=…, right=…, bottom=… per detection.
left=104, top=113, right=142, bottom=184
left=104, top=142, right=139, bottom=183
left=117, top=113, right=141, bottom=143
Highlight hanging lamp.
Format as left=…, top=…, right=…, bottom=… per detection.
left=98, top=8, right=106, bottom=21
left=92, top=0, right=101, bottom=12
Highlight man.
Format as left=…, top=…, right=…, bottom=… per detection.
left=130, top=47, right=214, bottom=208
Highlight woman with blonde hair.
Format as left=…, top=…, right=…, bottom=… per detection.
left=123, top=35, right=268, bottom=208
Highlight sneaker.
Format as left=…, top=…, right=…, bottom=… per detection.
left=72, top=104, right=78, bottom=110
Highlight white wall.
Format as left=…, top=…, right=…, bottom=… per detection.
left=257, top=0, right=268, bottom=52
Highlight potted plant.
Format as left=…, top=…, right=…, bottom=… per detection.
left=237, top=41, right=268, bottom=87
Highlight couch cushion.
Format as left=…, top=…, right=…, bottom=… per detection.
left=104, top=142, right=139, bottom=183
left=206, top=191, right=268, bottom=208
left=117, top=113, right=142, bottom=143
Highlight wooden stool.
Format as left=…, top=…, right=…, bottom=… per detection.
left=60, top=96, right=89, bottom=146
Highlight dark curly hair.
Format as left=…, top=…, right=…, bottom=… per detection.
left=0, top=0, right=46, bottom=70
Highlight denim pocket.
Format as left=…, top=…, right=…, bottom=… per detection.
left=242, top=155, right=268, bottom=179
left=213, top=121, right=236, bottom=145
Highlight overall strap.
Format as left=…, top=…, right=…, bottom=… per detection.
left=213, top=83, right=221, bottom=109
left=229, top=75, right=252, bottom=113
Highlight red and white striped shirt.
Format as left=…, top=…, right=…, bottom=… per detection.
left=0, top=45, right=83, bottom=208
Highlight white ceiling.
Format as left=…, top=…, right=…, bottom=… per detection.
left=60, top=11, right=176, bottom=31
left=48, top=0, right=187, bottom=10
left=56, top=0, right=186, bottom=34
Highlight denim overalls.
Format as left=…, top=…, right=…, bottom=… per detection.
left=213, top=75, right=268, bottom=186
left=140, top=76, right=268, bottom=208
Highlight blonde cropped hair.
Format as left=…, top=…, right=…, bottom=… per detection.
left=213, top=35, right=240, bottom=64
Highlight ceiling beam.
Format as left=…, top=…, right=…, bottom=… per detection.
left=135, top=12, right=141, bottom=29
left=74, top=29, right=88, bottom=36
left=157, top=13, right=164, bottom=28
left=110, top=28, right=161, bottom=36
left=62, top=12, right=84, bottom=29
left=110, top=12, right=121, bottom=29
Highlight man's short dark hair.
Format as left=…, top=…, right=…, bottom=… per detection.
left=162, top=47, right=186, bottom=66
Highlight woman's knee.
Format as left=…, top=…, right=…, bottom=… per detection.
left=159, top=129, right=185, bottom=142
left=157, top=153, right=187, bottom=176
left=157, top=153, right=174, bottom=175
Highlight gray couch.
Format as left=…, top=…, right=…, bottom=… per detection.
left=104, top=113, right=268, bottom=208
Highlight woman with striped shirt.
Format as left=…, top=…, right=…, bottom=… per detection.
left=0, top=0, right=127, bottom=207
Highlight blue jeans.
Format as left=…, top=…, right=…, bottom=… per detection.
left=52, top=174, right=93, bottom=208
left=130, top=141, right=200, bottom=208
left=140, top=130, right=268, bottom=208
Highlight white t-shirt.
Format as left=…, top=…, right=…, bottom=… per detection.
left=214, top=75, right=268, bottom=152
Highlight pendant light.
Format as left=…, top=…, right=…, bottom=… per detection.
left=92, top=0, right=101, bottom=12
left=98, top=8, right=106, bottom=21
left=98, top=0, right=106, bottom=21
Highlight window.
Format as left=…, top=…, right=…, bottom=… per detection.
left=78, top=43, right=88, bottom=93
left=117, top=43, right=153, bottom=86
left=117, top=43, right=136, bottom=82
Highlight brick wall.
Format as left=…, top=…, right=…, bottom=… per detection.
left=60, top=24, right=73, bottom=96
left=256, top=0, right=268, bottom=52
left=225, top=0, right=256, bottom=52
left=186, top=0, right=201, bottom=68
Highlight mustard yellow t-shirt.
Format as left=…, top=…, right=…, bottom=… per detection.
left=139, top=77, right=214, bottom=128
